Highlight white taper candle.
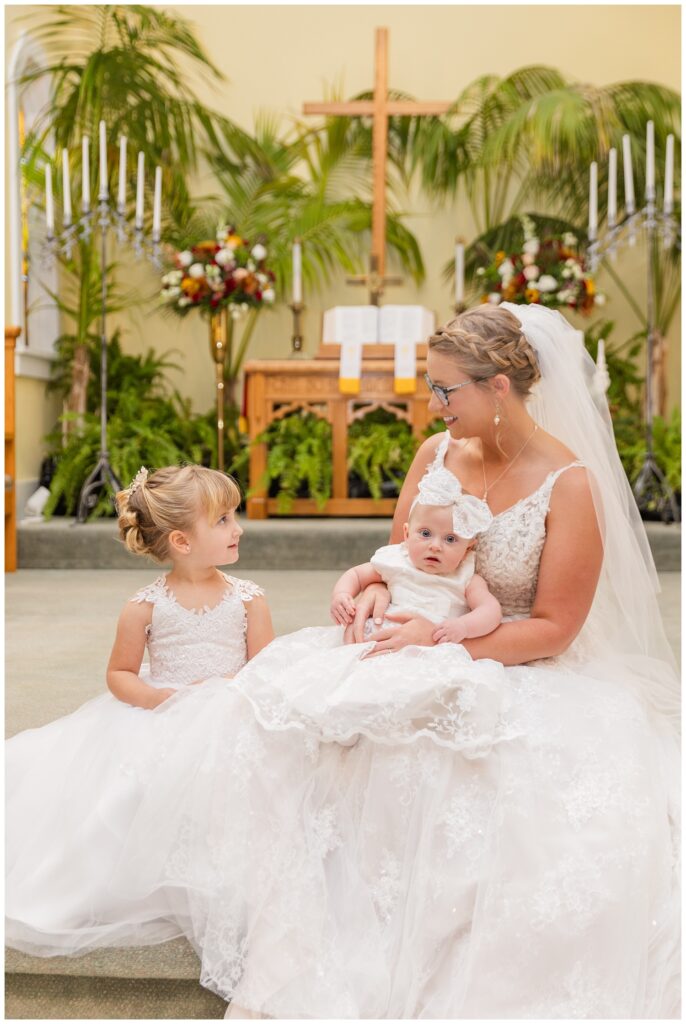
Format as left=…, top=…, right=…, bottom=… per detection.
left=646, top=121, right=655, bottom=199
left=135, top=152, right=145, bottom=227
left=81, top=135, right=90, bottom=211
left=664, top=134, right=674, bottom=213
left=608, top=148, right=617, bottom=227
left=152, top=166, right=162, bottom=239
left=588, top=162, right=598, bottom=241
left=454, top=240, right=465, bottom=304
left=292, top=239, right=302, bottom=303
left=98, top=120, right=108, bottom=198
left=117, top=136, right=127, bottom=209
left=45, top=163, right=54, bottom=235
left=62, top=148, right=72, bottom=226
left=622, top=134, right=635, bottom=214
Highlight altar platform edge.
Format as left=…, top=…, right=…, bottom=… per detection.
left=16, top=516, right=681, bottom=571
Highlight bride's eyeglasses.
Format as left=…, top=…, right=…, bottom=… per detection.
left=423, top=372, right=487, bottom=407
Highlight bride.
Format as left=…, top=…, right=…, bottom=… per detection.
left=9, top=303, right=680, bottom=1018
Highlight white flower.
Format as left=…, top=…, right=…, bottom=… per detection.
left=497, top=258, right=515, bottom=278
left=537, top=274, right=558, bottom=293
left=523, top=238, right=540, bottom=256
left=161, top=286, right=181, bottom=299
left=487, top=292, right=501, bottom=304
left=251, top=243, right=267, bottom=261
left=215, top=248, right=235, bottom=267
left=188, top=263, right=205, bottom=279
left=563, top=232, right=578, bottom=247
left=178, top=296, right=191, bottom=307
left=520, top=214, right=537, bottom=240
left=572, top=264, right=583, bottom=280
left=522, top=253, right=536, bottom=267
left=594, top=293, right=606, bottom=306
left=247, top=260, right=256, bottom=272
left=523, top=265, right=540, bottom=281
left=262, top=287, right=275, bottom=303
left=177, top=250, right=193, bottom=267
left=476, top=267, right=485, bottom=276
left=561, top=267, right=573, bottom=279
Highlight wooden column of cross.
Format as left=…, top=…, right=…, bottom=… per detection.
left=303, top=27, right=452, bottom=305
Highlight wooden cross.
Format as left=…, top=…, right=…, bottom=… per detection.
left=303, top=27, right=452, bottom=304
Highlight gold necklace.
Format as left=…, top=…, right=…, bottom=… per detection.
left=481, top=424, right=539, bottom=499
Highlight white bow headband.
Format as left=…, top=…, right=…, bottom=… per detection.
left=410, top=466, right=493, bottom=539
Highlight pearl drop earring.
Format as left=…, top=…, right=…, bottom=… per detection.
left=494, top=400, right=502, bottom=427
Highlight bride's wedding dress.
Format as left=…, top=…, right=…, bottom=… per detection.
left=106, top=431, right=677, bottom=1019
left=6, top=305, right=679, bottom=1018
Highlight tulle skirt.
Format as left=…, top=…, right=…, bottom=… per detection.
left=6, top=628, right=680, bottom=1018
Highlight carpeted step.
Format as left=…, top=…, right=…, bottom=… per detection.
left=17, top=517, right=681, bottom=571
left=5, top=941, right=226, bottom=1019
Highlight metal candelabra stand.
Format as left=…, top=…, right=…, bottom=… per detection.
left=45, top=193, right=163, bottom=523
left=587, top=194, right=680, bottom=524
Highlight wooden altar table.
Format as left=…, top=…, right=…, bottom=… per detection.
left=244, top=355, right=431, bottom=519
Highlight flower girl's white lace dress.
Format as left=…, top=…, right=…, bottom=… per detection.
left=6, top=573, right=263, bottom=953
left=51, top=433, right=674, bottom=1020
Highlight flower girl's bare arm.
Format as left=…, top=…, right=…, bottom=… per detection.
left=245, top=595, right=275, bottom=661
left=433, top=575, right=502, bottom=645
left=107, top=602, right=175, bottom=709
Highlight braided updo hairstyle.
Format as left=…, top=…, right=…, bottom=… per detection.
left=116, top=465, right=241, bottom=564
left=428, top=305, right=541, bottom=397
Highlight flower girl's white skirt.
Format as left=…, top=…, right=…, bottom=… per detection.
left=6, top=627, right=680, bottom=1019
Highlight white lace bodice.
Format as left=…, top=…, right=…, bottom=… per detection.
left=429, top=433, right=583, bottom=618
left=370, top=543, right=474, bottom=624
left=130, top=573, right=264, bottom=686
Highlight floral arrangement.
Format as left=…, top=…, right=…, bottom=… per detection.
left=476, top=215, right=604, bottom=314
left=160, top=224, right=276, bottom=319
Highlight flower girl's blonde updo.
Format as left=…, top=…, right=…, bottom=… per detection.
left=116, top=465, right=241, bottom=563
left=428, top=306, right=541, bottom=397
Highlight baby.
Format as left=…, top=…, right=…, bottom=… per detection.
left=331, top=468, right=502, bottom=646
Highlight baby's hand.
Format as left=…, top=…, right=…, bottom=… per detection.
left=433, top=618, right=468, bottom=645
left=331, top=592, right=356, bottom=626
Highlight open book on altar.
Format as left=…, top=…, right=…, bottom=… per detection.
left=322, top=305, right=435, bottom=347
left=321, top=305, right=435, bottom=395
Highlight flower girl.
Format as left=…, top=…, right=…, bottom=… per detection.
left=6, top=464, right=273, bottom=955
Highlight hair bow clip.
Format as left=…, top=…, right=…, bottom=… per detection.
left=129, top=466, right=149, bottom=495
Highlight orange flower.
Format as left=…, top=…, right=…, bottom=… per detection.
left=480, top=294, right=490, bottom=304
left=193, top=241, right=219, bottom=255
left=225, top=234, right=243, bottom=249
left=525, top=288, right=540, bottom=303
left=503, top=282, right=518, bottom=301
left=585, top=278, right=596, bottom=296
left=494, top=250, right=506, bottom=266
left=182, top=277, right=206, bottom=298
left=242, top=272, right=259, bottom=296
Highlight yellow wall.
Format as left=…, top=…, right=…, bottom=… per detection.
left=5, top=4, right=681, bottom=483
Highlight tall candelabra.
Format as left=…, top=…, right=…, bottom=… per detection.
left=44, top=123, right=164, bottom=522
left=586, top=125, right=680, bottom=524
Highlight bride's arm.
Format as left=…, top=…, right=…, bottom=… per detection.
left=462, top=468, right=602, bottom=665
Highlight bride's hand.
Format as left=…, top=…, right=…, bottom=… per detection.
left=343, top=582, right=391, bottom=644
left=362, top=611, right=435, bottom=658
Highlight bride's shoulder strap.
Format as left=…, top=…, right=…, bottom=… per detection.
left=428, top=430, right=452, bottom=470
left=543, top=460, right=587, bottom=503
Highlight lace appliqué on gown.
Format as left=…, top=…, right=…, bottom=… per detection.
left=130, top=573, right=263, bottom=686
